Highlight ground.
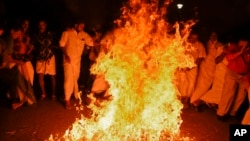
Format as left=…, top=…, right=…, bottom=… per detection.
left=0, top=52, right=247, bottom=141
left=0, top=94, right=246, bottom=141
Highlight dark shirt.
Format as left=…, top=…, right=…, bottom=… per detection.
left=12, top=39, right=32, bottom=62
left=32, top=31, right=56, bottom=61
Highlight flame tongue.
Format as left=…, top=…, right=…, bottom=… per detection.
left=50, top=0, right=195, bottom=140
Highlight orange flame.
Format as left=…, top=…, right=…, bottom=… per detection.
left=49, top=0, right=195, bottom=140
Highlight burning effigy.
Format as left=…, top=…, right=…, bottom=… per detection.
left=49, top=0, right=195, bottom=140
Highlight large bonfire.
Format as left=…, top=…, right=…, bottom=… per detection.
left=50, top=0, right=195, bottom=140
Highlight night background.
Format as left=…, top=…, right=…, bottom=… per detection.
left=0, top=1, right=250, bottom=140
left=0, top=0, right=250, bottom=41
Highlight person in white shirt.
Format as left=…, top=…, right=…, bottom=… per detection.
left=87, top=31, right=113, bottom=106
left=178, top=33, right=206, bottom=108
left=59, top=20, right=94, bottom=109
left=190, top=32, right=224, bottom=110
left=242, top=86, right=250, bottom=125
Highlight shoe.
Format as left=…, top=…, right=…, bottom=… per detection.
left=65, top=100, right=72, bottom=110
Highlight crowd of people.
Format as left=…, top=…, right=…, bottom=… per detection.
left=0, top=17, right=249, bottom=125
left=0, top=17, right=114, bottom=110
left=176, top=30, right=250, bottom=125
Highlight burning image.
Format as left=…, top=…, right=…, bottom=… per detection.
left=50, top=0, right=196, bottom=140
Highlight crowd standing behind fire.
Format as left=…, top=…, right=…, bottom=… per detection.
left=0, top=17, right=249, bottom=125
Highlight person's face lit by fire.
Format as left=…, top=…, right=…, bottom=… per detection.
left=22, top=20, right=29, bottom=33
left=209, top=32, right=218, bottom=42
left=75, top=23, right=85, bottom=33
left=238, top=39, right=249, bottom=49
left=11, top=29, right=23, bottom=40
left=38, top=20, right=47, bottom=33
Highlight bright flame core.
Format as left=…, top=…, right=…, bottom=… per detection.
left=50, top=0, right=195, bottom=140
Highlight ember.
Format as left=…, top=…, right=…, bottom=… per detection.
left=49, top=0, right=195, bottom=140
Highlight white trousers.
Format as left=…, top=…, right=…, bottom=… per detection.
left=178, top=67, right=198, bottom=98
left=217, top=70, right=248, bottom=116
left=191, top=60, right=215, bottom=104
left=201, top=63, right=227, bottom=104
left=242, top=87, right=250, bottom=125
left=63, top=60, right=81, bottom=101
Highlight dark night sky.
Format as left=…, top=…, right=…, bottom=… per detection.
left=0, top=0, right=250, bottom=40
left=0, top=0, right=123, bottom=31
left=168, top=0, right=250, bottom=40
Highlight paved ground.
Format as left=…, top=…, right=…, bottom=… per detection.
left=0, top=94, right=247, bottom=141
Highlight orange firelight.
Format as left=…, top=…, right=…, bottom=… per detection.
left=49, top=0, right=195, bottom=140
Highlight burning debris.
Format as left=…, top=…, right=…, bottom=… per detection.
left=49, top=0, right=195, bottom=140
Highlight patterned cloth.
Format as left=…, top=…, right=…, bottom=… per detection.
left=33, top=31, right=56, bottom=61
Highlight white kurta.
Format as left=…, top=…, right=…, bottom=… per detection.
left=241, top=87, right=250, bottom=125
left=242, top=109, right=250, bottom=125
left=59, top=29, right=94, bottom=101
left=178, top=41, right=206, bottom=98
left=190, top=41, right=223, bottom=103
left=216, top=69, right=248, bottom=116
left=200, top=58, right=228, bottom=104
